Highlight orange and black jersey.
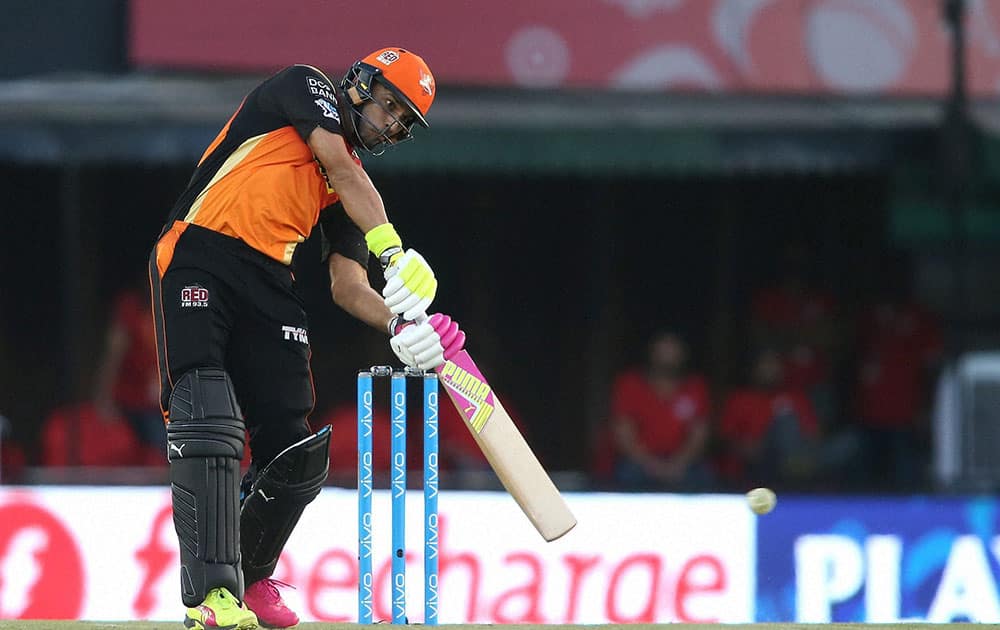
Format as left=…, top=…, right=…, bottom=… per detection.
left=162, top=64, right=368, bottom=267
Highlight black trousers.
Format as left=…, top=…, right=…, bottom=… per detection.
left=149, top=222, right=314, bottom=465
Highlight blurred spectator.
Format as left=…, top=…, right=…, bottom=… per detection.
left=319, top=401, right=392, bottom=486
left=317, top=387, right=527, bottom=488
left=93, top=276, right=165, bottom=454
left=717, top=346, right=819, bottom=488
left=853, top=251, right=943, bottom=489
left=750, top=240, right=838, bottom=423
left=0, top=413, right=27, bottom=482
left=40, top=402, right=160, bottom=466
left=437, top=388, right=532, bottom=473
left=438, top=399, right=489, bottom=473
left=607, top=331, right=711, bottom=491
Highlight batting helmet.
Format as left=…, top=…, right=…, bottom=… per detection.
left=340, top=47, right=435, bottom=154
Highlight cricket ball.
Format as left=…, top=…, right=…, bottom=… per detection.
left=746, top=487, right=777, bottom=515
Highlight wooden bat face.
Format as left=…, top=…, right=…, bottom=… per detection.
left=437, top=351, right=577, bottom=542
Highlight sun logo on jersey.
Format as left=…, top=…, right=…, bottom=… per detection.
left=314, top=98, right=340, bottom=121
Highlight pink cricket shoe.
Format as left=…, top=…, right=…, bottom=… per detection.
left=243, top=578, right=299, bottom=629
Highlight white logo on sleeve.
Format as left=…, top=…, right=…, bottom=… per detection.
left=169, top=443, right=185, bottom=457
left=282, top=325, right=309, bottom=345
left=306, top=76, right=336, bottom=100
left=314, top=98, right=340, bottom=121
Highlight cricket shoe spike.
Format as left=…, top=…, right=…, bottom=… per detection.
left=184, top=587, right=258, bottom=630
left=244, top=578, right=299, bottom=628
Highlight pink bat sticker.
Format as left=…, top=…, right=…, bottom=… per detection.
left=436, top=350, right=496, bottom=434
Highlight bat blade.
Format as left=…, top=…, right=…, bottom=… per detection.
left=437, top=350, right=577, bottom=541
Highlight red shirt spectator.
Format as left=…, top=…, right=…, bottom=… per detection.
left=856, top=302, right=943, bottom=428
left=318, top=392, right=527, bottom=481
left=611, top=370, right=710, bottom=457
left=750, top=240, right=838, bottom=394
left=94, top=284, right=164, bottom=453
left=437, top=392, right=531, bottom=472
left=716, top=347, right=819, bottom=483
left=40, top=402, right=155, bottom=466
left=0, top=435, right=26, bottom=481
left=751, top=285, right=836, bottom=391
left=109, top=290, right=159, bottom=410
left=720, top=388, right=818, bottom=444
left=317, top=402, right=392, bottom=483
left=608, top=332, right=711, bottom=489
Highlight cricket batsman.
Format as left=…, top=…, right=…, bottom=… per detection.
left=149, top=48, right=466, bottom=629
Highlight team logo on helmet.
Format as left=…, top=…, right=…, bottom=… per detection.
left=375, top=50, right=400, bottom=65
left=419, top=71, right=435, bottom=96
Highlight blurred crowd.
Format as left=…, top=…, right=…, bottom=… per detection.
left=591, top=245, right=944, bottom=493
left=0, top=243, right=945, bottom=495
left=0, top=272, right=512, bottom=485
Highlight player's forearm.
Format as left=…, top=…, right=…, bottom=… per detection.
left=308, top=127, right=390, bottom=234
left=325, top=166, right=390, bottom=235
left=331, top=281, right=394, bottom=333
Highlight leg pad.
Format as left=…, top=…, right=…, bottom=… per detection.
left=168, top=368, right=246, bottom=606
left=240, top=425, right=331, bottom=585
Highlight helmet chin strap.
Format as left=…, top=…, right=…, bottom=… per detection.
left=334, top=86, right=366, bottom=151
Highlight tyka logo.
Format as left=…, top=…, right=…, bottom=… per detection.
left=281, top=326, right=309, bottom=345
left=180, top=285, right=209, bottom=308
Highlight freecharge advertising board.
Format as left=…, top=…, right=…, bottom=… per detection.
left=0, top=488, right=752, bottom=623
left=7, top=487, right=998, bottom=623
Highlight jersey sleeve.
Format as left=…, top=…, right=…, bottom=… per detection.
left=257, top=64, right=346, bottom=142
left=319, top=203, right=369, bottom=267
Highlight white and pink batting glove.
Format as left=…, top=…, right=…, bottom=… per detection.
left=389, top=313, right=466, bottom=370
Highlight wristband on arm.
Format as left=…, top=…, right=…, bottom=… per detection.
left=364, top=223, right=403, bottom=268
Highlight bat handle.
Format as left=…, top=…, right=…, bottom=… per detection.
left=411, top=312, right=448, bottom=374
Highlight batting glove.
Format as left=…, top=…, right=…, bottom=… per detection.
left=382, top=249, right=437, bottom=321
left=365, top=223, right=438, bottom=321
left=389, top=313, right=466, bottom=370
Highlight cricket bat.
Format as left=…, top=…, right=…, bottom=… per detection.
left=436, top=350, right=577, bottom=541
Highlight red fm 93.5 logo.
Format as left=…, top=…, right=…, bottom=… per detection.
left=180, top=285, right=209, bottom=308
